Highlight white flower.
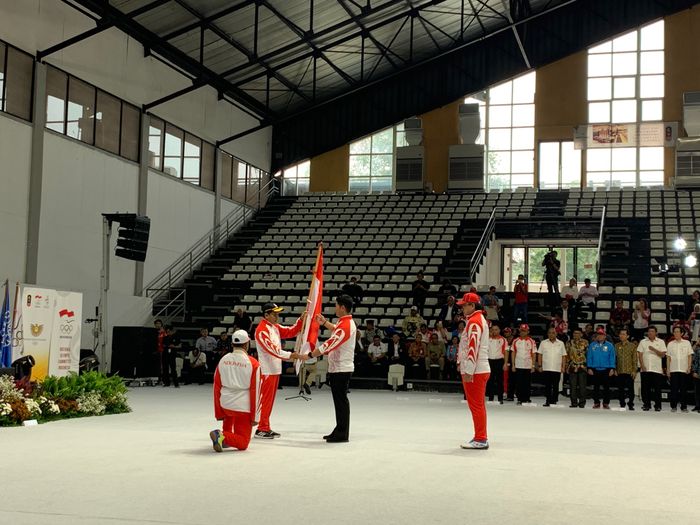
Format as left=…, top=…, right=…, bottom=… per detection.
left=0, top=402, right=12, bottom=417
left=77, top=392, right=106, bottom=415
left=24, top=398, right=42, bottom=416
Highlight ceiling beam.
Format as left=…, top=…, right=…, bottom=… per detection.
left=67, top=0, right=276, bottom=120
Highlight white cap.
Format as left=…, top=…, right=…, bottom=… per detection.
left=232, top=330, right=250, bottom=345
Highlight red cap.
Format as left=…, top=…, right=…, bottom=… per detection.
left=596, top=327, right=606, bottom=335
left=503, top=327, right=512, bottom=333
left=456, top=292, right=481, bottom=305
left=519, top=323, right=529, bottom=331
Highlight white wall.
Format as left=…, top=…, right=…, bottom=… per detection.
left=37, top=132, right=144, bottom=348
left=0, top=0, right=271, bottom=170
left=143, top=170, right=216, bottom=286
left=220, top=198, right=245, bottom=219
left=0, top=115, right=31, bottom=286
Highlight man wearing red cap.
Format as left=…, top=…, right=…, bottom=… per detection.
left=254, top=302, right=306, bottom=439
left=510, top=323, right=537, bottom=405
left=586, top=327, right=616, bottom=409
left=456, top=292, right=491, bottom=450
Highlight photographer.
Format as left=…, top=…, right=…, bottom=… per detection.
left=542, top=250, right=561, bottom=302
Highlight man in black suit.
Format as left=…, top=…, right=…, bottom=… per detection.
left=387, top=333, right=407, bottom=366
left=438, top=295, right=459, bottom=329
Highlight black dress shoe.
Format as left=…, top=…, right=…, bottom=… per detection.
left=323, top=433, right=335, bottom=440
left=303, top=384, right=311, bottom=395
left=326, top=436, right=349, bottom=443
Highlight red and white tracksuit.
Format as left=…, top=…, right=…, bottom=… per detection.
left=254, top=317, right=303, bottom=432
left=317, top=315, right=356, bottom=372
left=458, top=310, right=491, bottom=442
left=214, top=350, right=261, bottom=450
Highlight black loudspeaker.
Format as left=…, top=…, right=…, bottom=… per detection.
left=111, top=326, right=159, bottom=378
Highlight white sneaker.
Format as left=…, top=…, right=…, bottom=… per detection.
left=460, top=439, right=489, bottom=450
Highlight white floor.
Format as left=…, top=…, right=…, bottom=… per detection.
left=3, top=385, right=699, bottom=525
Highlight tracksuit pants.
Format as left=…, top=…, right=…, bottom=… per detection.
left=221, top=408, right=253, bottom=450
left=258, top=374, right=280, bottom=432
left=487, top=359, right=505, bottom=402
left=462, top=373, right=489, bottom=442
left=328, top=372, right=352, bottom=440
left=516, top=368, right=531, bottom=403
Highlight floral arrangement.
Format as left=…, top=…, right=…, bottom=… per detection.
left=0, top=372, right=130, bottom=426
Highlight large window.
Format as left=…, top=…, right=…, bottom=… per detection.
left=538, top=141, right=582, bottom=189
left=46, top=65, right=140, bottom=162
left=349, top=128, right=395, bottom=192
left=0, top=40, right=34, bottom=121
left=464, top=71, right=536, bottom=191
left=478, top=72, right=536, bottom=190
left=586, top=20, right=665, bottom=188
left=147, top=116, right=215, bottom=190
left=280, top=160, right=310, bottom=196
left=220, top=151, right=269, bottom=203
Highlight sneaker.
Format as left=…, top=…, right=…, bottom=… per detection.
left=655, top=407, right=661, bottom=412
left=628, top=406, right=635, bottom=411
left=642, top=407, right=650, bottom=411
left=569, top=404, right=577, bottom=408
left=693, top=407, right=700, bottom=413
left=593, top=403, right=601, bottom=409
left=516, top=401, right=523, bottom=406
left=209, top=430, right=225, bottom=453
left=303, top=384, right=311, bottom=395
left=255, top=430, right=274, bottom=439
left=603, top=404, right=610, bottom=410
left=460, top=439, right=489, bottom=450
left=499, top=401, right=504, bottom=405
left=681, top=408, right=689, bottom=413
left=543, top=403, right=550, bottom=407
left=269, top=431, right=281, bottom=438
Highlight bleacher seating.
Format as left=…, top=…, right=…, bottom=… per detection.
left=172, top=188, right=700, bottom=345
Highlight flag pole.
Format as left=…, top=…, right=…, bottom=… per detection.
left=294, top=242, right=323, bottom=354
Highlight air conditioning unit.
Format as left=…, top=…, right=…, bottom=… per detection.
left=448, top=144, right=484, bottom=190
left=403, top=118, right=423, bottom=146
left=395, top=146, right=424, bottom=191
left=677, top=92, right=700, bottom=188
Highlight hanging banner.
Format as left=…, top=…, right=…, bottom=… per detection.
left=48, top=291, right=83, bottom=376
left=584, top=122, right=670, bottom=148
left=21, top=287, right=56, bottom=381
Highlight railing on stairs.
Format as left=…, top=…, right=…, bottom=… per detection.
left=595, top=205, right=607, bottom=282
left=144, top=179, right=277, bottom=312
left=468, top=205, right=607, bottom=284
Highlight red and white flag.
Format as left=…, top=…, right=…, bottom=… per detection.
left=295, top=244, right=323, bottom=373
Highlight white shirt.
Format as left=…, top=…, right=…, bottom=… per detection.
left=537, top=338, right=567, bottom=372
left=196, top=336, right=217, bottom=353
left=633, top=308, right=650, bottom=329
left=560, top=286, right=579, bottom=300
left=367, top=342, right=387, bottom=358
left=637, top=337, right=667, bottom=374
left=487, top=336, right=507, bottom=360
left=189, top=350, right=207, bottom=367
left=318, top=315, right=356, bottom=373
left=512, top=337, right=537, bottom=369
left=667, top=339, right=693, bottom=373
left=578, top=285, right=599, bottom=304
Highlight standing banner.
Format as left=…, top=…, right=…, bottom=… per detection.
left=21, top=287, right=56, bottom=381
left=48, top=291, right=83, bottom=376
left=11, top=282, right=23, bottom=362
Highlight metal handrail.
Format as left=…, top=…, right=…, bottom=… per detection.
left=469, top=207, right=503, bottom=284
left=152, top=288, right=186, bottom=323
left=596, top=205, right=607, bottom=280
left=468, top=205, right=607, bottom=284
left=144, top=178, right=277, bottom=303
